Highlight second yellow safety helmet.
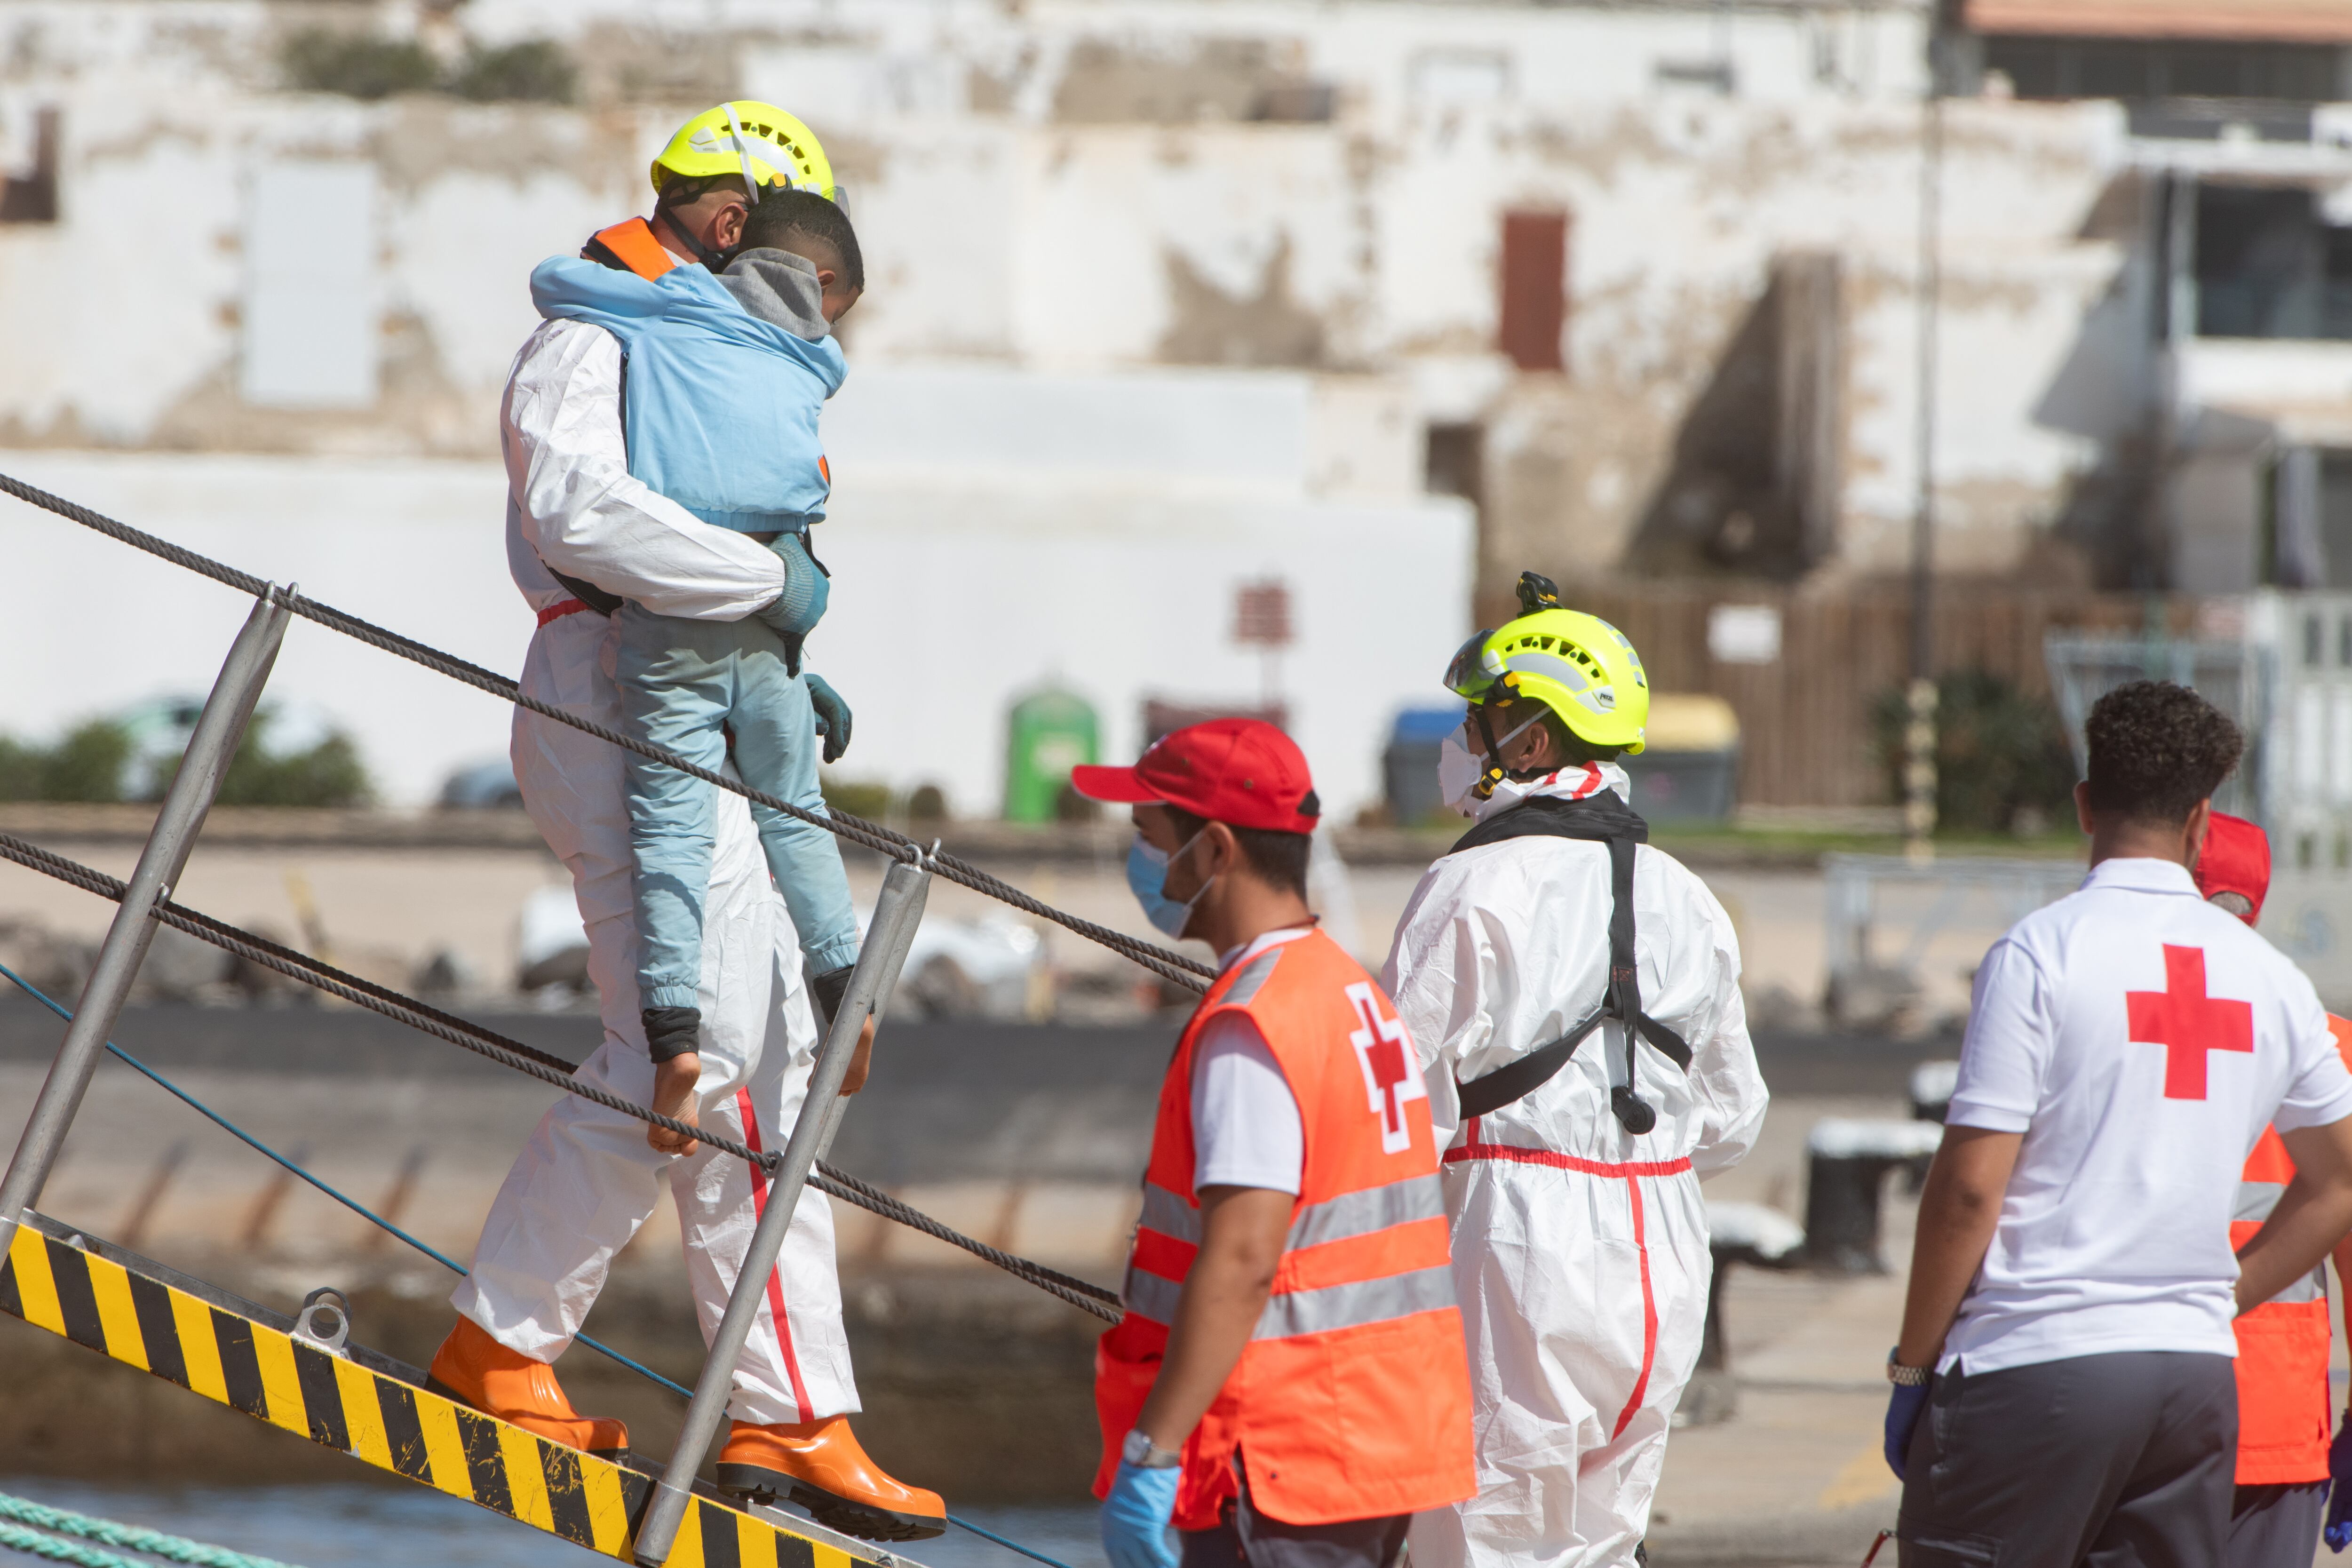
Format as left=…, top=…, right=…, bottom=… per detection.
left=652, top=101, right=835, bottom=203
left=1444, top=573, right=1650, bottom=755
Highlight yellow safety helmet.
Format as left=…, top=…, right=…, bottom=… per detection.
left=1443, top=573, right=1650, bottom=760
left=651, top=101, right=835, bottom=203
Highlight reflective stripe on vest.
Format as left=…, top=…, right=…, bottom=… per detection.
left=1134, top=1173, right=1445, bottom=1251
left=1123, top=1175, right=1451, bottom=1333
left=1254, top=1264, right=1458, bottom=1338
left=2237, top=1180, right=2286, bottom=1224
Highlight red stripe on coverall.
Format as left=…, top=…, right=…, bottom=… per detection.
left=1444, top=1121, right=1689, bottom=1438
left=738, top=1087, right=816, bottom=1423
left=537, top=598, right=592, bottom=626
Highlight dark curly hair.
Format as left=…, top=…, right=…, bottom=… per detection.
left=2084, top=680, right=2243, bottom=825
left=736, top=188, right=863, bottom=292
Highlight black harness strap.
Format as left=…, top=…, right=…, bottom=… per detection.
left=546, top=565, right=622, bottom=616
left=1448, top=792, right=1692, bottom=1133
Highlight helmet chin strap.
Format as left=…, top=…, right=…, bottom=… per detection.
left=1469, top=707, right=1549, bottom=801
left=653, top=195, right=733, bottom=270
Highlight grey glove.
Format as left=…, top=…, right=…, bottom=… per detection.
left=755, top=533, right=829, bottom=643
left=806, top=672, right=852, bottom=765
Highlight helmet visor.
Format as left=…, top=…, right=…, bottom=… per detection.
left=1443, top=630, right=1499, bottom=700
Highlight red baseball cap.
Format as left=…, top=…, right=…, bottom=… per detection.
left=1069, top=718, right=1321, bottom=834
left=2194, top=811, right=2271, bottom=924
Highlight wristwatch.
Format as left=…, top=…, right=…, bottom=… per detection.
left=1886, top=1349, right=1930, bottom=1387
left=1122, top=1429, right=1183, bottom=1469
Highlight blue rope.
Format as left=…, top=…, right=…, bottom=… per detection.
left=0, top=961, right=691, bottom=1399
left=0, top=963, right=1089, bottom=1568
left=945, top=1514, right=1083, bottom=1568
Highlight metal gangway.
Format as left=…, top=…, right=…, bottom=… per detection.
left=0, top=472, right=1218, bottom=1568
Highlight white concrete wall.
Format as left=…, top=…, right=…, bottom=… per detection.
left=0, top=452, right=525, bottom=806
left=810, top=471, right=1475, bottom=817
left=0, top=447, right=1470, bottom=812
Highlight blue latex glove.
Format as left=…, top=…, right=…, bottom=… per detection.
left=805, top=672, right=852, bottom=765
left=2326, top=1409, right=2352, bottom=1550
left=1101, top=1461, right=1180, bottom=1568
left=1884, top=1379, right=1931, bottom=1481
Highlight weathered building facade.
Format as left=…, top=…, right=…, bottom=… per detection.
left=5, top=0, right=2352, bottom=806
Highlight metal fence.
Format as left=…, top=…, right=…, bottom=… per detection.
left=1573, top=581, right=2155, bottom=809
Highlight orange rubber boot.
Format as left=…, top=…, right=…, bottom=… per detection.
left=716, top=1417, right=946, bottom=1541
left=425, top=1317, right=628, bottom=1458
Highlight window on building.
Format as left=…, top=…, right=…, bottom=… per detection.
left=1498, top=210, right=1568, bottom=373
left=1425, top=422, right=1485, bottom=506
left=0, top=106, right=58, bottom=224
left=1983, top=34, right=2343, bottom=103
left=1249, top=82, right=1335, bottom=123
left=2265, top=447, right=2352, bottom=588
left=2196, top=184, right=2352, bottom=341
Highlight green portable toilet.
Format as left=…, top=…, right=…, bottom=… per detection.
left=1003, top=687, right=1100, bottom=822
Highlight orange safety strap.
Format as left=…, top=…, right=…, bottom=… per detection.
left=585, top=217, right=678, bottom=282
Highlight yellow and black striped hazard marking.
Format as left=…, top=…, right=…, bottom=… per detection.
left=0, top=1214, right=898, bottom=1568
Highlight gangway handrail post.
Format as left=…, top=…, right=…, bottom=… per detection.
left=0, top=588, right=293, bottom=1256
left=634, top=852, right=935, bottom=1568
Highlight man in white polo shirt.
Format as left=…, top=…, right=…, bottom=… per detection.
left=1887, top=680, right=2352, bottom=1568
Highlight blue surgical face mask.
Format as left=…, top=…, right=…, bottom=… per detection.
left=1126, top=828, right=1214, bottom=939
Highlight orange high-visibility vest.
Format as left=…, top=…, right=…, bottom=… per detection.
left=1093, top=929, right=1476, bottom=1530
left=2231, top=1013, right=2352, bottom=1484
left=581, top=217, right=679, bottom=281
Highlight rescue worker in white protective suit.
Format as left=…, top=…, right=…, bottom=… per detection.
left=1383, top=574, right=1769, bottom=1568
left=423, top=103, right=946, bottom=1542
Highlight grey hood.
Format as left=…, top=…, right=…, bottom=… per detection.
left=719, top=248, right=830, bottom=342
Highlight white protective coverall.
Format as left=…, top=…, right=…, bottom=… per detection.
left=1383, top=762, right=1768, bottom=1568
left=448, top=316, right=858, bottom=1428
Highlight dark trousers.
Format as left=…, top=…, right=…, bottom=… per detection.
left=1179, top=1480, right=1409, bottom=1568
left=1898, top=1351, right=2238, bottom=1568
left=2225, top=1481, right=2326, bottom=1568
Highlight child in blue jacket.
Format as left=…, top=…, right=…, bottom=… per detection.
left=529, top=191, right=865, bottom=1062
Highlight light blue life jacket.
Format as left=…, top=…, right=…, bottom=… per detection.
left=530, top=255, right=845, bottom=533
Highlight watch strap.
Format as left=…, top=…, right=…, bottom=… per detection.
left=1122, top=1429, right=1183, bottom=1469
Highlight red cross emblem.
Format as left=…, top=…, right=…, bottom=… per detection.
left=1347, top=982, right=1424, bottom=1154
left=2127, top=945, right=2253, bottom=1100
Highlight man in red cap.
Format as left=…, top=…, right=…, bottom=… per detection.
left=1069, top=719, right=1476, bottom=1568
left=2194, top=812, right=2352, bottom=1565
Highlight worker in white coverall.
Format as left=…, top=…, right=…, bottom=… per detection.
left=1383, top=573, right=1769, bottom=1568
left=424, top=103, right=945, bottom=1542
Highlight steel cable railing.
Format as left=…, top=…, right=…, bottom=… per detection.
left=0, top=829, right=1122, bottom=1322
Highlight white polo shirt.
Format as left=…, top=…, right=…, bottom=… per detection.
left=1191, top=927, right=1315, bottom=1195
left=1942, top=857, right=2352, bottom=1375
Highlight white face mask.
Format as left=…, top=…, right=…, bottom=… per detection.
left=1438, top=710, right=1546, bottom=814
left=1437, top=733, right=1486, bottom=816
